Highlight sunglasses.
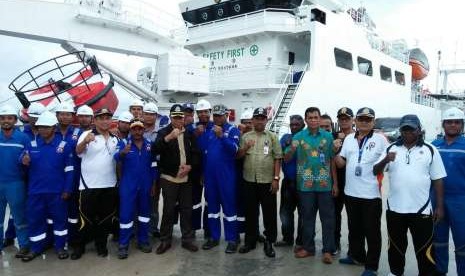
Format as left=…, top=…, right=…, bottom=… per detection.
left=357, top=117, right=373, bottom=122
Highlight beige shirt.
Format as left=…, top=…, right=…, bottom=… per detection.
left=161, top=134, right=188, bottom=183
left=241, top=130, right=282, bottom=183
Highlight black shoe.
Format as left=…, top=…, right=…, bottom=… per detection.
left=182, top=242, right=199, bottom=252
left=264, top=241, right=275, bottom=258
left=118, top=246, right=129, bottom=259
left=225, top=242, right=238, bottom=254
left=258, top=234, right=265, bottom=243
left=156, top=242, right=171, bottom=254
left=275, top=240, right=293, bottom=247
left=96, top=246, right=108, bottom=257
left=238, top=244, right=256, bottom=254
left=137, top=243, right=152, bottom=253
left=152, top=231, right=161, bottom=238
left=2, top=238, right=14, bottom=248
left=57, top=249, right=69, bottom=260
left=71, top=247, right=85, bottom=260
left=202, top=239, right=219, bottom=250
left=21, top=251, right=42, bottom=262
left=15, top=247, right=30, bottom=258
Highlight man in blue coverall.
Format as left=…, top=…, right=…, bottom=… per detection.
left=3, top=102, right=45, bottom=248
left=115, top=118, right=157, bottom=259
left=20, top=111, right=74, bottom=261
left=0, top=105, right=30, bottom=258
left=432, top=107, right=465, bottom=276
left=202, top=104, right=240, bottom=253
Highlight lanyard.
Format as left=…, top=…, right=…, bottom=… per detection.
left=357, top=135, right=369, bottom=164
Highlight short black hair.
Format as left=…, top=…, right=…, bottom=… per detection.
left=320, top=114, right=332, bottom=123
left=289, top=114, right=304, bottom=123
left=304, top=107, right=321, bottom=118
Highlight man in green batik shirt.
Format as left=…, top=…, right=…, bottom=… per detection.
left=285, top=107, right=338, bottom=264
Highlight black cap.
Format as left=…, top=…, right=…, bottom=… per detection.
left=170, top=104, right=184, bottom=117
left=182, top=103, right=195, bottom=112
left=94, top=108, right=113, bottom=117
left=253, top=107, right=267, bottom=118
left=356, top=107, right=375, bottom=118
left=337, top=107, right=354, bottom=118
left=399, top=114, right=421, bottom=129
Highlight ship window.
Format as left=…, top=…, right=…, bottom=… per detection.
left=395, top=71, right=405, bottom=85
left=334, top=48, right=353, bottom=70
left=357, top=57, right=373, bottom=76
left=380, top=65, right=392, bottom=82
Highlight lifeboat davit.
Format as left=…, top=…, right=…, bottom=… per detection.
left=8, top=51, right=118, bottom=122
left=409, top=48, right=429, bottom=81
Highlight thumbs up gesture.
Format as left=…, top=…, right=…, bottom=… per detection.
left=22, top=150, right=31, bottom=166
left=85, top=132, right=95, bottom=144
left=120, top=140, right=132, bottom=157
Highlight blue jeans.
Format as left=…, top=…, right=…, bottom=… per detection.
left=298, top=191, right=335, bottom=253
left=0, top=181, right=29, bottom=250
left=433, top=194, right=465, bottom=275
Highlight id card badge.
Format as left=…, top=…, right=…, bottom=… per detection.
left=355, top=165, right=362, bottom=176
left=319, top=152, right=325, bottom=164
left=263, top=146, right=269, bottom=155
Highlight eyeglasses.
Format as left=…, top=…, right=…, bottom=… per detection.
left=405, top=149, right=412, bottom=164
left=357, top=117, right=373, bottom=123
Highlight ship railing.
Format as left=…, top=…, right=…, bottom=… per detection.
left=410, top=87, right=438, bottom=108
left=183, top=8, right=306, bottom=41
left=268, top=62, right=309, bottom=128
left=346, top=7, right=409, bottom=63
left=75, top=0, right=187, bottom=44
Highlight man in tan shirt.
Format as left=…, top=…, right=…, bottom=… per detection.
left=237, top=107, right=282, bottom=258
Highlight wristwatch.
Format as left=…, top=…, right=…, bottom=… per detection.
left=273, top=176, right=280, bottom=180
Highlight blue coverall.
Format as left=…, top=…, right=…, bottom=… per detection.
left=115, top=138, right=157, bottom=247
left=25, top=135, right=74, bottom=253
left=432, top=136, right=465, bottom=275
left=203, top=123, right=240, bottom=242
left=187, top=121, right=214, bottom=231
left=0, top=128, right=29, bottom=251
left=56, top=126, right=81, bottom=244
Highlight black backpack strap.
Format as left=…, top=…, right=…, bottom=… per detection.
left=80, top=172, right=89, bottom=190
left=423, top=143, right=434, bottom=164
left=417, top=198, right=431, bottom=214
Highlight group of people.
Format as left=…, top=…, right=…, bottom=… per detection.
left=0, top=99, right=463, bottom=276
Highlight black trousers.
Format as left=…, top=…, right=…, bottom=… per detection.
left=279, top=178, right=302, bottom=245
left=76, top=187, right=118, bottom=249
left=386, top=210, right=437, bottom=276
left=244, top=181, right=277, bottom=246
left=159, top=179, right=193, bottom=243
left=345, top=195, right=382, bottom=271
left=334, top=168, right=346, bottom=248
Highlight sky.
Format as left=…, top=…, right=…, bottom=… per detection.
left=1, top=0, right=465, bottom=107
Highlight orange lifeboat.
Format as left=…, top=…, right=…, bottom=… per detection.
left=409, top=48, right=429, bottom=81
left=9, top=51, right=118, bottom=122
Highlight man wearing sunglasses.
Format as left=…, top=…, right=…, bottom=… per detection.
left=373, top=114, right=446, bottom=276
left=336, top=107, right=388, bottom=276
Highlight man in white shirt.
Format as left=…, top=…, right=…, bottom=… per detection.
left=335, top=107, right=388, bottom=276
left=373, top=114, right=445, bottom=276
left=71, top=108, right=123, bottom=260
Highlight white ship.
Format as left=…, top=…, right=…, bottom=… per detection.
left=0, top=0, right=454, bottom=140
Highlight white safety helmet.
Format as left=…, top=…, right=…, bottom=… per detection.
left=118, top=111, right=134, bottom=123
left=143, top=102, right=158, bottom=114
left=55, top=102, right=75, bottom=113
left=35, top=111, right=58, bottom=127
left=27, top=102, right=46, bottom=118
left=0, top=105, right=17, bottom=117
left=76, top=105, right=94, bottom=116
left=240, top=110, right=253, bottom=120
left=442, top=107, right=464, bottom=121
left=129, top=99, right=144, bottom=108
left=196, top=99, right=211, bottom=111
